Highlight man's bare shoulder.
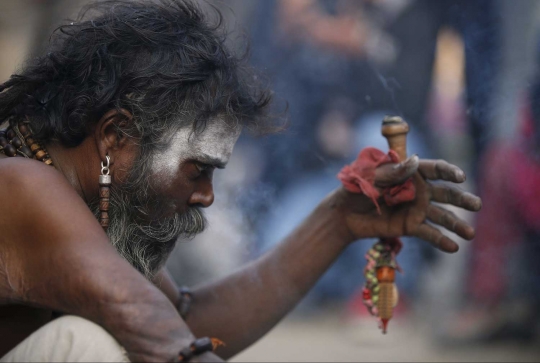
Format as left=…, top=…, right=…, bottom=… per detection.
left=0, top=156, right=101, bottom=244
left=0, top=157, right=79, bottom=208
left=0, top=156, right=68, bottom=190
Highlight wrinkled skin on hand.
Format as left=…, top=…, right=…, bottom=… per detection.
left=332, top=156, right=482, bottom=253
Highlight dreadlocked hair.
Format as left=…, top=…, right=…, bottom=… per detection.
left=0, top=0, right=276, bottom=149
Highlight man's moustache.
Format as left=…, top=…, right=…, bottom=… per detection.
left=139, top=206, right=207, bottom=240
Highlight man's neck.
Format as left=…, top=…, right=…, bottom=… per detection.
left=46, top=142, right=91, bottom=202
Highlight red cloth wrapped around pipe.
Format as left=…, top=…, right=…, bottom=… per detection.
left=337, top=147, right=416, bottom=213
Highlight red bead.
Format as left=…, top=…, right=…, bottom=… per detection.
left=362, top=288, right=371, bottom=300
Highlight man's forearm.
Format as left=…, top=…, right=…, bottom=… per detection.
left=8, top=243, right=201, bottom=361
left=185, top=191, right=352, bottom=359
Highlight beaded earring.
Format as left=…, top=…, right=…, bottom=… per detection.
left=99, top=155, right=112, bottom=231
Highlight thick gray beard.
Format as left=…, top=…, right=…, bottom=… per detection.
left=91, top=164, right=207, bottom=279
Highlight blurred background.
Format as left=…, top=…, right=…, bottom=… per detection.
left=2, top=0, right=540, bottom=361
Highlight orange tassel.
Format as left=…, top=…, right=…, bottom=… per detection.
left=211, top=338, right=225, bottom=350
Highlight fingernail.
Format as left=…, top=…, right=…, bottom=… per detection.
left=406, top=155, right=419, bottom=170
left=475, top=197, right=482, bottom=210
left=455, top=170, right=466, bottom=181
left=393, top=155, right=419, bottom=171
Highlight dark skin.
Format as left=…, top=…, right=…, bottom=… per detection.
left=0, top=109, right=481, bottom=362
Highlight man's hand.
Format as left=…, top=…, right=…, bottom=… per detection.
left=332, top=156, right=482, bottom=252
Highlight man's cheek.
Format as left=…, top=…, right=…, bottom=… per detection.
left=145, top=198, right=179, bottom=221
left=129, top=188, right=177, bottom=222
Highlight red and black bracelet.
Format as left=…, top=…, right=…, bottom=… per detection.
left=178, top=337, right=225, bottom=362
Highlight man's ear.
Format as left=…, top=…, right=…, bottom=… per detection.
left=94, top=108, right=134, bottom=165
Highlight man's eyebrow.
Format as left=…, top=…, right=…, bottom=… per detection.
left=196, top=154, right=228, bottom=169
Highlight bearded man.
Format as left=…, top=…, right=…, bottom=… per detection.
left=0, top=1, right=482, bottom=362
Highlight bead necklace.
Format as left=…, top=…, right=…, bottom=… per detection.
left=0, top=118, right=54, bottom=166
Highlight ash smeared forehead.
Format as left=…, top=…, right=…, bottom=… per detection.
left=189, top=120, right=242, bottom=165
left=151, top=119, right=241, bottom=177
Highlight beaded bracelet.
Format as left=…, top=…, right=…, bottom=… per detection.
left=178, top=337, right=225, bottom=362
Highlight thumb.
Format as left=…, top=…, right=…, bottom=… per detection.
left=374, top=154, right=419, bottom=188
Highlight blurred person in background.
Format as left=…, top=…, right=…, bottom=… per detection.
left=249, top=0, right=499, bottom=185
left=440, top=40, right=540, bottom=345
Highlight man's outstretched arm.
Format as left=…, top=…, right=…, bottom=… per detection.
left=174, top=158, right=481, bottom=359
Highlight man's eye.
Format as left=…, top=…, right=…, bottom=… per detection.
left=195, top=163, right=208, bottom=173
left=195, top=163, right=213, bottom=173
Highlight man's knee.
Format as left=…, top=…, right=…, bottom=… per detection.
left=1, top=315, right=129, bottom=362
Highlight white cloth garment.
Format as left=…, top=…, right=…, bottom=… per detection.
left=1, top=315, right=130, bottom=362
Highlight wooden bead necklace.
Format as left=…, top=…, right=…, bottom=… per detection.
left=0, top=118, right=53, bottom=165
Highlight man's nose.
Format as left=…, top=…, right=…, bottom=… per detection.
left=188, top=185, right=214, bottom=208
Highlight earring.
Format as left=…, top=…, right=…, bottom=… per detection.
left=99, top=155, right=111, bottom=231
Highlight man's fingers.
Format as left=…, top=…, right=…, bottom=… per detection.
left=426, top=205, right=475, bottom=240
left=374, top=155, right=419, bottom=187
left=431, top=184, right=482, bottom=211
left=414, top=223, right=460, bottom=253
left=418, top=159, right=466, bottom=183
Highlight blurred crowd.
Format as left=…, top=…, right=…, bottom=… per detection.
left=1, top=0, right=540, bottom=354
